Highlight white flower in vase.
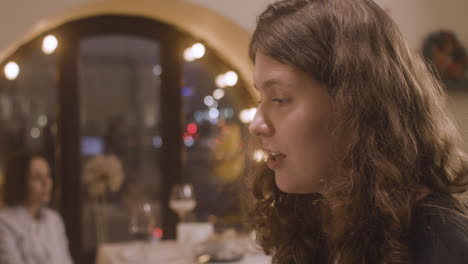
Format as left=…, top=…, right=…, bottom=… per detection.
left=83, top=154, right=124, bottom=197
left=82, top=154, right=125, bottom=244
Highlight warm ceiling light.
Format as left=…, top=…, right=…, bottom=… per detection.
left=183, top=48, right=196, bottom=62
left=239, top=108, right=257, bottom=124
left=191, top=43, right=205, bottom=59
left=224, top=71, right=238, bottom=87
left=4, top=62, right=19, bottom=80
left=42, top=35, right=58, bottom=55
left=215, top=74, right=227, bottom=88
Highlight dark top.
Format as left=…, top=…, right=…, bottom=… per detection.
left=409, top=193, right=468, bottom=264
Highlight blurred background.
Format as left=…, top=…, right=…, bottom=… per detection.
left=0, top=0, right=467, bottom=263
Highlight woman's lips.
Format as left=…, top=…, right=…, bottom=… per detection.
left=266, top=153, right=286, bottom=170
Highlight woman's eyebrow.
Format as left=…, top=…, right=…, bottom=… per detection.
left=254, top=78, right=286, bottom=91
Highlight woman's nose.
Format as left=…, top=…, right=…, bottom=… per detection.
left=43, top=178, right=52, bottom=189
left=249, top=108, right=273, bottom=137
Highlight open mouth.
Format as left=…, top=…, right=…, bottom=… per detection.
left=268, top=152, right=286, bottom=161
left=265, top=150, right=287, bottom=169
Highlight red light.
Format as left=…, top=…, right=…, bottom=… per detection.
left=187, top=123, right=198, bottom=134
left=183, top=132, right=192, bottom=139
left=153, top=228, right=163, bottom=239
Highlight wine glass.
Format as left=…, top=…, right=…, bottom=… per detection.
left=129, top=201, right=156, bottom=262
left=169, top=184, right=197, bottom=222
left=129, top=201, right=156, bottom=240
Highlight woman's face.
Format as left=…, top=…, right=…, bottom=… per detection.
left=26, top=157, right=53, bottom=206
left=249, top=53, right=334, bottom=194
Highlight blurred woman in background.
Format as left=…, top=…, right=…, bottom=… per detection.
left=0, top=151, right=73, bottom=264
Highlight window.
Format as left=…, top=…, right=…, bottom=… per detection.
left=0, top=16, right=255, bottom=262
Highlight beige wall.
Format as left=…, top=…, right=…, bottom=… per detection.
left=2, top=0, right=468, bottom=54
left=377, top=0, right=468, bottom=152
left=448, top=91, right=468, bottom=153
left=375, top=0, right=468, bottom=50
left=0, top=0, right=270, bottom=62
left=196, top=0, right=468, bottom=50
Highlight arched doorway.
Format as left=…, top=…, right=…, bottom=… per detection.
left=0, top=15, right=255, bottom=263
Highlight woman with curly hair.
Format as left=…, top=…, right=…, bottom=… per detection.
left=248, top=0, right=468, bottom=263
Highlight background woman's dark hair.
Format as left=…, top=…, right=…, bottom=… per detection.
left=248, top=0, right=468, bottom=263
left=2, top=151, right=45, bottom=206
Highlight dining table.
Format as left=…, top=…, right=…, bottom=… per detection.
left=96, top=239, right=272, bottom=264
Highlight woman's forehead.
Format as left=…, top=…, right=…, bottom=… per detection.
left=254, top=54, right=304, bottom=90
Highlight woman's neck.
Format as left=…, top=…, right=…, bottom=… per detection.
left=22, top=202, right=43, bottom=220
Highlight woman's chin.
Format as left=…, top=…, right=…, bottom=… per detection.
left=275, top=175, right=303, bottom=193
left=41, top=196, right=51, bottom=205
left=275, top=174, right=321, bottom=194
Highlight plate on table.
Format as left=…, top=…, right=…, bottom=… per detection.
left=195, top=253, right=244, bottom=263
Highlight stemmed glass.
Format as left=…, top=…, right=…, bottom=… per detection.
left=169, top=184, right=197, bottom=222
left=129, top=201, right=156, bottom=262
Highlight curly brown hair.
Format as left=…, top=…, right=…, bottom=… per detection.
left=248, top=0, right=468, bottom=263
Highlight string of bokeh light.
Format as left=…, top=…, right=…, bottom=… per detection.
left=183, top=42, right=240, bottom=127
left=216, top=71, right=238, bottom=88
left=184, top=42, right=206, bottom=62
left=253, top=149, right=267, bottom=163
left=239, top=108, right=257, bottom=124
left=4, top=37, right=254, bottom=145
left=3, top=34, right=58, bottom=81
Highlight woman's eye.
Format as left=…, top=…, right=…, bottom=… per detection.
left=272, top=98, right=286, bottom=103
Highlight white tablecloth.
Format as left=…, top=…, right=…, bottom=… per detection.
left=96, top=240, right=271, bottom=264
